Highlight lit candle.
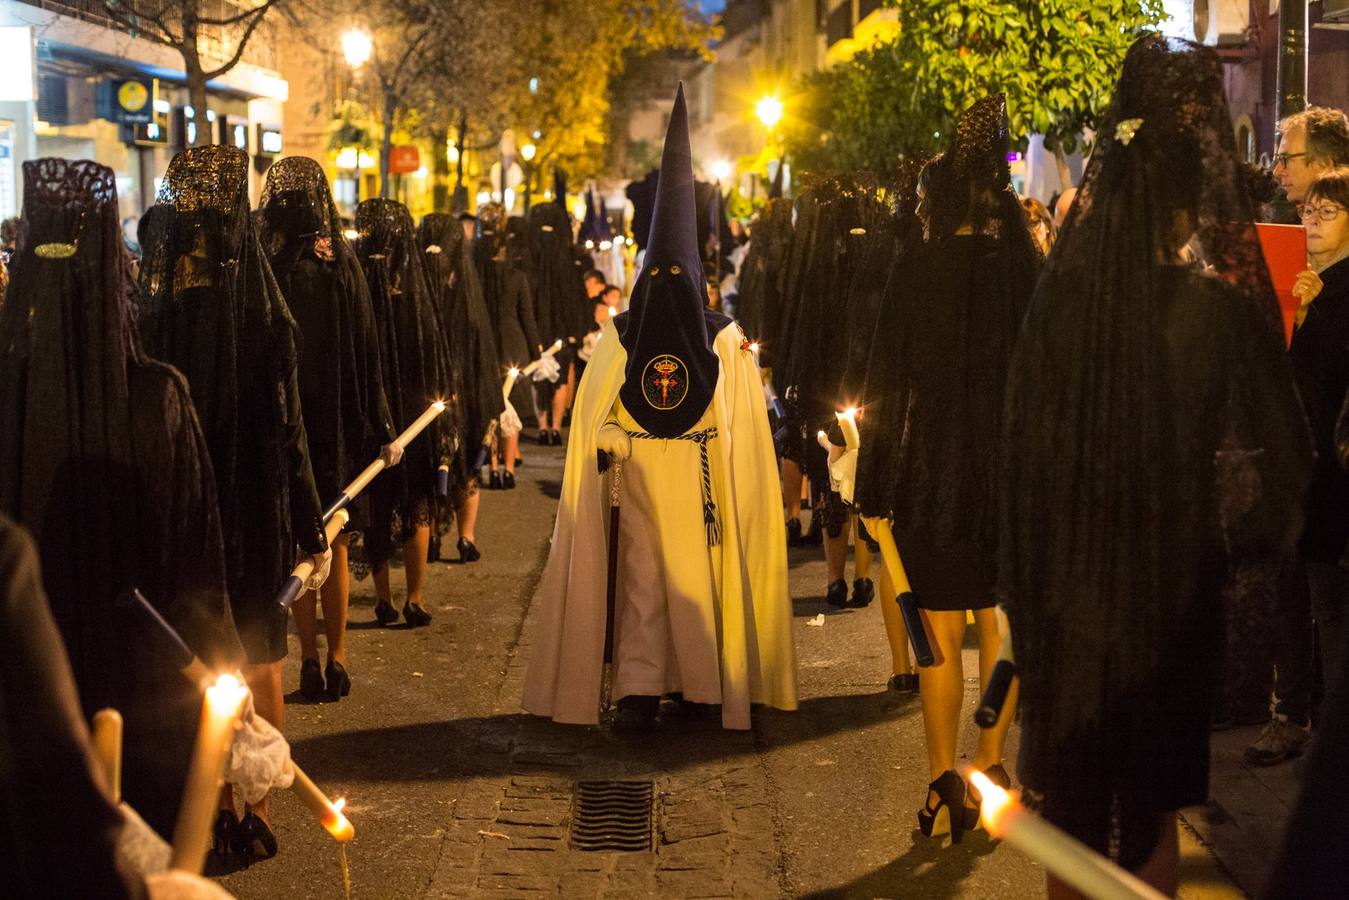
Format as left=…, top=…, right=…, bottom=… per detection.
left=502, top=366, right=521, bottom=402
left=91, top=709, right=123, bottom=804
left=836, top=407, right=861, bottom=450
left=815, top=429, right=831, bottom=452
left=749, top=341, right=761, bottom=366
left=289, top=762, right=356, bottom=843
left=968, top=769, right=1167, bottom=900
left=324, top=400, right=448, bottom=523
left=170, top=673, right=249, bottom=874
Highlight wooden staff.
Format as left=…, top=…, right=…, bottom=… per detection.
left=170, top=673, right=248, bottom=874
left=975, top=606, right=1017, bottom=728
left=91, top=709, right=123, bottom=804
left=598, top=452, right=624, bottom=712
left=321, top=400, right=447, bottom=523
left=860, top=516, right=935, bottom=667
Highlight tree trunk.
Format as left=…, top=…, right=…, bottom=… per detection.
left=453, top=112, right=468, bottom=212
left=380, top=86, right=395, bottom=199
left=182, top=18, right=209, bottom=147
left=1052, top=144, right=1073, bottom=194
left=431, top=125, right=450, bottom=212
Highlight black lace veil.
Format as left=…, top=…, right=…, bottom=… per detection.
left=0, top=158, right=238, bottom=834
left=1001, top=35, right=1313, bottom=830
left=527, top=200, right=589, bottom=348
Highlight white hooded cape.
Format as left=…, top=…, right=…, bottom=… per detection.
left=521, top=318, right=797, bottom=729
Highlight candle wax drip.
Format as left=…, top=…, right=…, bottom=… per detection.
left=339, top=843, right=351, bottom=900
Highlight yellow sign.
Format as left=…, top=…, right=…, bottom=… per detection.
left=117, top=80, right=149, bottom=114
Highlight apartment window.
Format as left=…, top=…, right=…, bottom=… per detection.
left=826, top=3, right=853, bottom=46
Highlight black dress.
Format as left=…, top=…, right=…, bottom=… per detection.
left=420, top=213, right=505, bottom=495
left=1000, top=35, right=1313, bottom=869
left=261, top=158, right=396, bottom=516
left=856, top=233, right=1036, bottom=610
left=0, top=158, right=241, bottom=836
left=137, top=146, right=327, bottom=664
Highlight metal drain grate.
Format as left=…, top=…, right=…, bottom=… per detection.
left=571, top=780, right=653, bottom=851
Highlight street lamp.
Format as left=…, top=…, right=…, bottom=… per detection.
left=756, top=95, right=784, bottom=131
left=710, top=158, right=733, bottom=182
left=520, top=143, right=537, bottom=161
left=341, top=28, right=373, bottom=69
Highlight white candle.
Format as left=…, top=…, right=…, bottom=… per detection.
left=91, top=709, right=123, bottom=804
left=816, top=429, right=831, bottom=453
left=289, top=761, right=355, bottom=843
left=836, top=407, right=861, bottom=450
left=968, top=770, right=1167, bottom=900
left=502, top=366, right=521, bottom=402
left=519, top=339, right=565, bottom=378
left=169, top=674, right=249, bottom=874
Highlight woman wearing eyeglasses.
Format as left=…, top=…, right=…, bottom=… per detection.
left=1290, top=168, right=1349, bottom=689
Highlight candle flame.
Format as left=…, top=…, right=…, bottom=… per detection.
left=607, top=306, right=618, bottom=317
left=968, top=768, right=1012, bottom=836
left=206, top=673, right=248, bottom=706
left=840, top=406, right=858, bottom=419
left=322, top=796, right=356, bottom=843
left=817, top=430, right=827, bottom=441
left=749, top=342, right=760, bottom=354
left=333, top=797, right=346, bottom=813
left=432, top=400, right=447, bottom=412
left=508, top=367, right=520, bottom=378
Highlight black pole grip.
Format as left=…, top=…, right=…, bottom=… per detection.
left=897, top=592, right=935, bottom=667
left=436, top=464, right=450, bottom=496
left=975, top=659, right=1017, bottom=728
left=472, top=443, right=490, bottom=470
left=273, top=575, right=305, bottom=614
left=118, top=587, right=194, bottom=670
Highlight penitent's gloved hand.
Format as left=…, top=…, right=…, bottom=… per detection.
left=827, top=445, right=858, bottom=506
left=302, top=547, right=333, bottom=591
left=596, top=424, right=632, bottom=464
left=379, top=441, right=404, bottom=467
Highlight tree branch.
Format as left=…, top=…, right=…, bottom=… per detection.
left=201, top=5, right=273, bottom=78
left=196, top=0, right=284, bottom=28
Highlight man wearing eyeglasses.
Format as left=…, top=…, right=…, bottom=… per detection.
left=1273, top=107, right=1349, bottom=205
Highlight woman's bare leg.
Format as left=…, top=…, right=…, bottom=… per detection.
left=241, top=660, right=283, bottom=822
left=293, top=589, right=320, bottom=662
left=973, top=606, right=1018, bottom=770
left=404, top=523, right=430, bottom=607
left=921, top=610, right=968, bottom=787
left=503, top=434, right=520, bottom=475
left=878, top=566, right=913, bottom=677
left=782, top=459, right=803, bottom=523
left=319, top=535, right=350, bottom=666
left=824, top=515, right=849, bottom=583
left=456, top=491, right=480, bottom=543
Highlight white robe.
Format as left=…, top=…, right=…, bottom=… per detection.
left=521, top=319, right=798, bottom=729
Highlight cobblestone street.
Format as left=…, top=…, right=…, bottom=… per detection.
left=218, top=440, right=1267, bottom=899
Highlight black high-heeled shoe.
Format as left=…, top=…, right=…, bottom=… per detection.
left=457, top=536, right=481, bottom=563
left=502, top=470, right=516, bottom=490
left=299, top=658, right=324, bottom=701
left=825, top=579, right=849, bottom=607
left=964, top=763, right=1011, bottom=831
left=404, top=601, right=432, bottom=627
left=374, top=599, right=399, bottom=627
left=212, top=809, right=240, bottom=858
left=325, top=659, right=351, bottom=701
left=488, top=470, right=503, bottom=490
left=851, top=577, right=876, bottom=607
left=235, top=811, right=278, bottom=865
left=918, top=771, right=968, bottom=844
left=550, top=429, right=562, bottom=446
left=538, top=429, right=552, bottom=446
left=785, top=518, right=804, bottom=547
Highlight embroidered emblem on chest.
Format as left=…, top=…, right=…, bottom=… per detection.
left=642, top=354, right=689, bottom=411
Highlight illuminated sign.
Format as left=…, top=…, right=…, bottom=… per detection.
left=256, top=125, right=282, bottom=155
left=0, top=28, right=35, bottom=103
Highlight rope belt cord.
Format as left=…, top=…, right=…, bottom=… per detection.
left=621, top=426, right=722, bottom=547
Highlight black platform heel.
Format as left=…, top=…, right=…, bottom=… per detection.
left=550, top=429, right=562, bottom=446
left=325, top=659, right=351, bottom=701
left=918, top=771, right=968, bottom=844
left=404, top=601, right=432, bottom=627
left=502, top=470, right=516, bottom=490
left=851, top=577, right=876, bottom=607
left=235, top=811, right=278, bottom=866
left=212, top=809, right=239, bottom=858
left=299, top=658, right=324, bottom=701
left=374, top=599, right=399, bottom=627
left=825, top=579, right=849, bottom=607
left=457, top=536, right=481, bottom=563
left=488, top=470, right=503, bottom=490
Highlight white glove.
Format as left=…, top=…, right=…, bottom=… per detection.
left=302, top=547, right=333, bottom=591
left=379, top=441, right=404, bottom=467
left=147, top=870, right=237, bottom=899
left=225, top=692, right=295, bottom=806
left=531, top=353, right=562, bottom=383
left=499, top=399, right=523, bottom=439
left=827, top=444, right=858, bottom=506
left=596, top=424, right=632, bottom=463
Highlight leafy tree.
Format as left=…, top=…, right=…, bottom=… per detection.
left=785, top=0, right=1165, bottom=181
left=100, top=0, right=285, bottom=146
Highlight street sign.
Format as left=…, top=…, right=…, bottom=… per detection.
left=390, top=145, right=420, bottom=174
left=110, top=78, right=155, bottom=124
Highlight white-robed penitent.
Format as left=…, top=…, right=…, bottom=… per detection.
left=521, top=84, right=797, bottom=730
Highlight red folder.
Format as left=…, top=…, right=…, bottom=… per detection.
left=1256, top=223, right=1308, bottom=347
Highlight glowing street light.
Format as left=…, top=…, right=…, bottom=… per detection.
left=710, top=158, right=733, bottom=182
left=756, top=95, right=784, bottom=131
left=341, top=28, right=373, bottom=69
left=520, top=142, right=537, bottom=161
